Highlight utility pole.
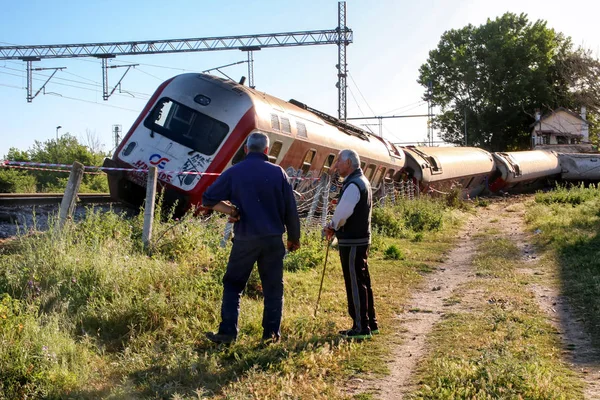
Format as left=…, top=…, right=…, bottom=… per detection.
left=112, top=125, right=122, bottom=150
left=426, top=81, right=434, bottom=146
left=464, top=107, right=467, bottom=146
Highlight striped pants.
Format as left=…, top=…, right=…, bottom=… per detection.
left=339, top=244, right=377, bottom=333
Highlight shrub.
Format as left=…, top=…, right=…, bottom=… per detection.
left=0, top=169, right=37, bottom=193
left=535, top=183, right=600, bottom=205
left=284, top=230, right=326, bottom=272
left=403, top=203, right=443, bottom=232
left=383, top=245, right=405, bottom=260
left=372, top=206, right=404, bottom=237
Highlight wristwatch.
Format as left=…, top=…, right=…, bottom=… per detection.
left=230, top=205, right=240, bottom=218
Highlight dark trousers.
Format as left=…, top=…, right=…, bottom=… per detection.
left=219, top=235, right=285, bottom=339
left=339, top=244, right=377, bottom=333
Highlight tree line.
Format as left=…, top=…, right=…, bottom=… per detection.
left=418, top=12, right=600, bottom=151
left=0, top=134, right=109, bottom=193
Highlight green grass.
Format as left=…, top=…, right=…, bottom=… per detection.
left=0, top=197, right=463, bottom=399
left=408, top=234, right=583, bottom=399
left=527, top=184, right=600, bottom=347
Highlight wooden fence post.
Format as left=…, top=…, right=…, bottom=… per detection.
left=57, top=161, right=84, bottom=232
left=143, top=167, right=158, bottom=251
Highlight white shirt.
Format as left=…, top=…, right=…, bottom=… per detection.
left=329, top=184, right=360, bottom=230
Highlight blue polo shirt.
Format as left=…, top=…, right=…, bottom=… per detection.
left=202, top=152, right=301, bottom=242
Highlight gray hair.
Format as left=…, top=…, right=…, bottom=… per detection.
left=246, top=132, right=270, bottom=153
left=339, top=149, right=360, bottom=169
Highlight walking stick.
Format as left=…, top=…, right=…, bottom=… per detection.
left=314, top=239, right=332, bottom=318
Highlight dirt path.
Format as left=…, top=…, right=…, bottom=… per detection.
left=355, top=197, right=600, bottom=399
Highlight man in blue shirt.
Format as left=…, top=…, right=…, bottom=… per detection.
left=202, top=132, right=301, bottom=344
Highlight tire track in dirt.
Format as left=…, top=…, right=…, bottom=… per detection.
left=502, top=202, right=600, bottom=399
left=352, top=204, right=496, bottom=399
left=351, top=196, right=600, bottom=399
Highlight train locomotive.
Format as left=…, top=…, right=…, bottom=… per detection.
left=104, top=73, right=581, bottom=213
left=104, top=73, right=406, bottom=214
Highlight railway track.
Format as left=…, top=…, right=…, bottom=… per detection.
left=0, top=193, right=114, bottom=206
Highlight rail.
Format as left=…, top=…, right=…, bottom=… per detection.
left=0, top=193, right=113, bottom=206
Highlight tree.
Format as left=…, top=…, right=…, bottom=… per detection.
left=1, top=134, right=109, bottom=193
left=418, top=13, right=600, bottom=151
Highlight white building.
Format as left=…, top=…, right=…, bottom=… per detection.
left=531, top=107, right=590, bottom=150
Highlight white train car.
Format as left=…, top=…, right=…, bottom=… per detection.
left=559, top=153, right=600, bottom=181
left=104, top=73, right=405, bottom=214
left=402, top=146, right=496, bottom=198
left=488, top=150, right=561, bottom=193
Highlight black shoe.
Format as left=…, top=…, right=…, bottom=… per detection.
left=206, top=332, right=236, bottom=345
left=370, top=325, right=380, bottom=335
left=338, top=327, right=357, bottom=335
left=340, top=328, right=372, bottom=340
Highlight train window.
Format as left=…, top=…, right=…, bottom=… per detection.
left=320, top=154, right=336, bottom=175
left=426, top=156, right=443, bottom=174
left=373, top=167, right=386, bottom=187
left=365, top=164, right=376, bottom=181
left=280, top=118, right=292, bottom=134
left=231, top=144, right=246, bottom=165
left=268, top=141, right=283, bottom=163
left=385, top=169, right=395, bottom=180
left=296, top=122, right=308, bottom=138
left=270, top=114, right=280, bottom=131
left=145, top=98, right=229, bottom=155
left=300, top=149, right=317, bottom=175
left=360, top=161, right=366, bottom=170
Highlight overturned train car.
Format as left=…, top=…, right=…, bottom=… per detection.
left=104, top=73, right=406, bottom=214
left=488, top=150, right=562, bottom=193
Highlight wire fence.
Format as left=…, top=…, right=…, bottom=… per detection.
left=1, top=160, right=421, bottom=245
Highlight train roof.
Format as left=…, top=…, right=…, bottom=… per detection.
left=194, top=73, right=405, bottom=168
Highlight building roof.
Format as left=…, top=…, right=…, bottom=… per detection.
left=530, top=107, right=588, bottom=128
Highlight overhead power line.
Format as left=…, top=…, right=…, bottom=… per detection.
left=0, top=22, right=353, bottom=109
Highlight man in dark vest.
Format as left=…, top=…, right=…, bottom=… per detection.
left=324, top=149, right=378, bottom=340
left=202, top=132, right=301, bottom=345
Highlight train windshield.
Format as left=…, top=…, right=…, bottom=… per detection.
left=144, top=98, right=229, bottom=155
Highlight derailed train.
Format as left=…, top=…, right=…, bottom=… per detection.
left=103, top=73, right=593, bottom=213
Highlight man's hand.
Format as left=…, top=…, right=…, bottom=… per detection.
left=287, top=240, right=300, bottom=252
left=228, top=206, right=240, bottom=223
left=323, top=226, right=335, bottom=241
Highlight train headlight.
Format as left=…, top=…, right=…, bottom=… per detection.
left=194, top=94, right=211, bottom=106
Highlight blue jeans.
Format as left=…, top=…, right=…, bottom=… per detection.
left=218, top=235, right=286, bottom=339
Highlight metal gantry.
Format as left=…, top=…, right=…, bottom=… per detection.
left=0, top=4, right=353, bottom=114
left=337, top=1, right=349, bottom=121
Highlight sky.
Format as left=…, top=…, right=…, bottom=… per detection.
left=1, top=0, right=599, bottom=159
